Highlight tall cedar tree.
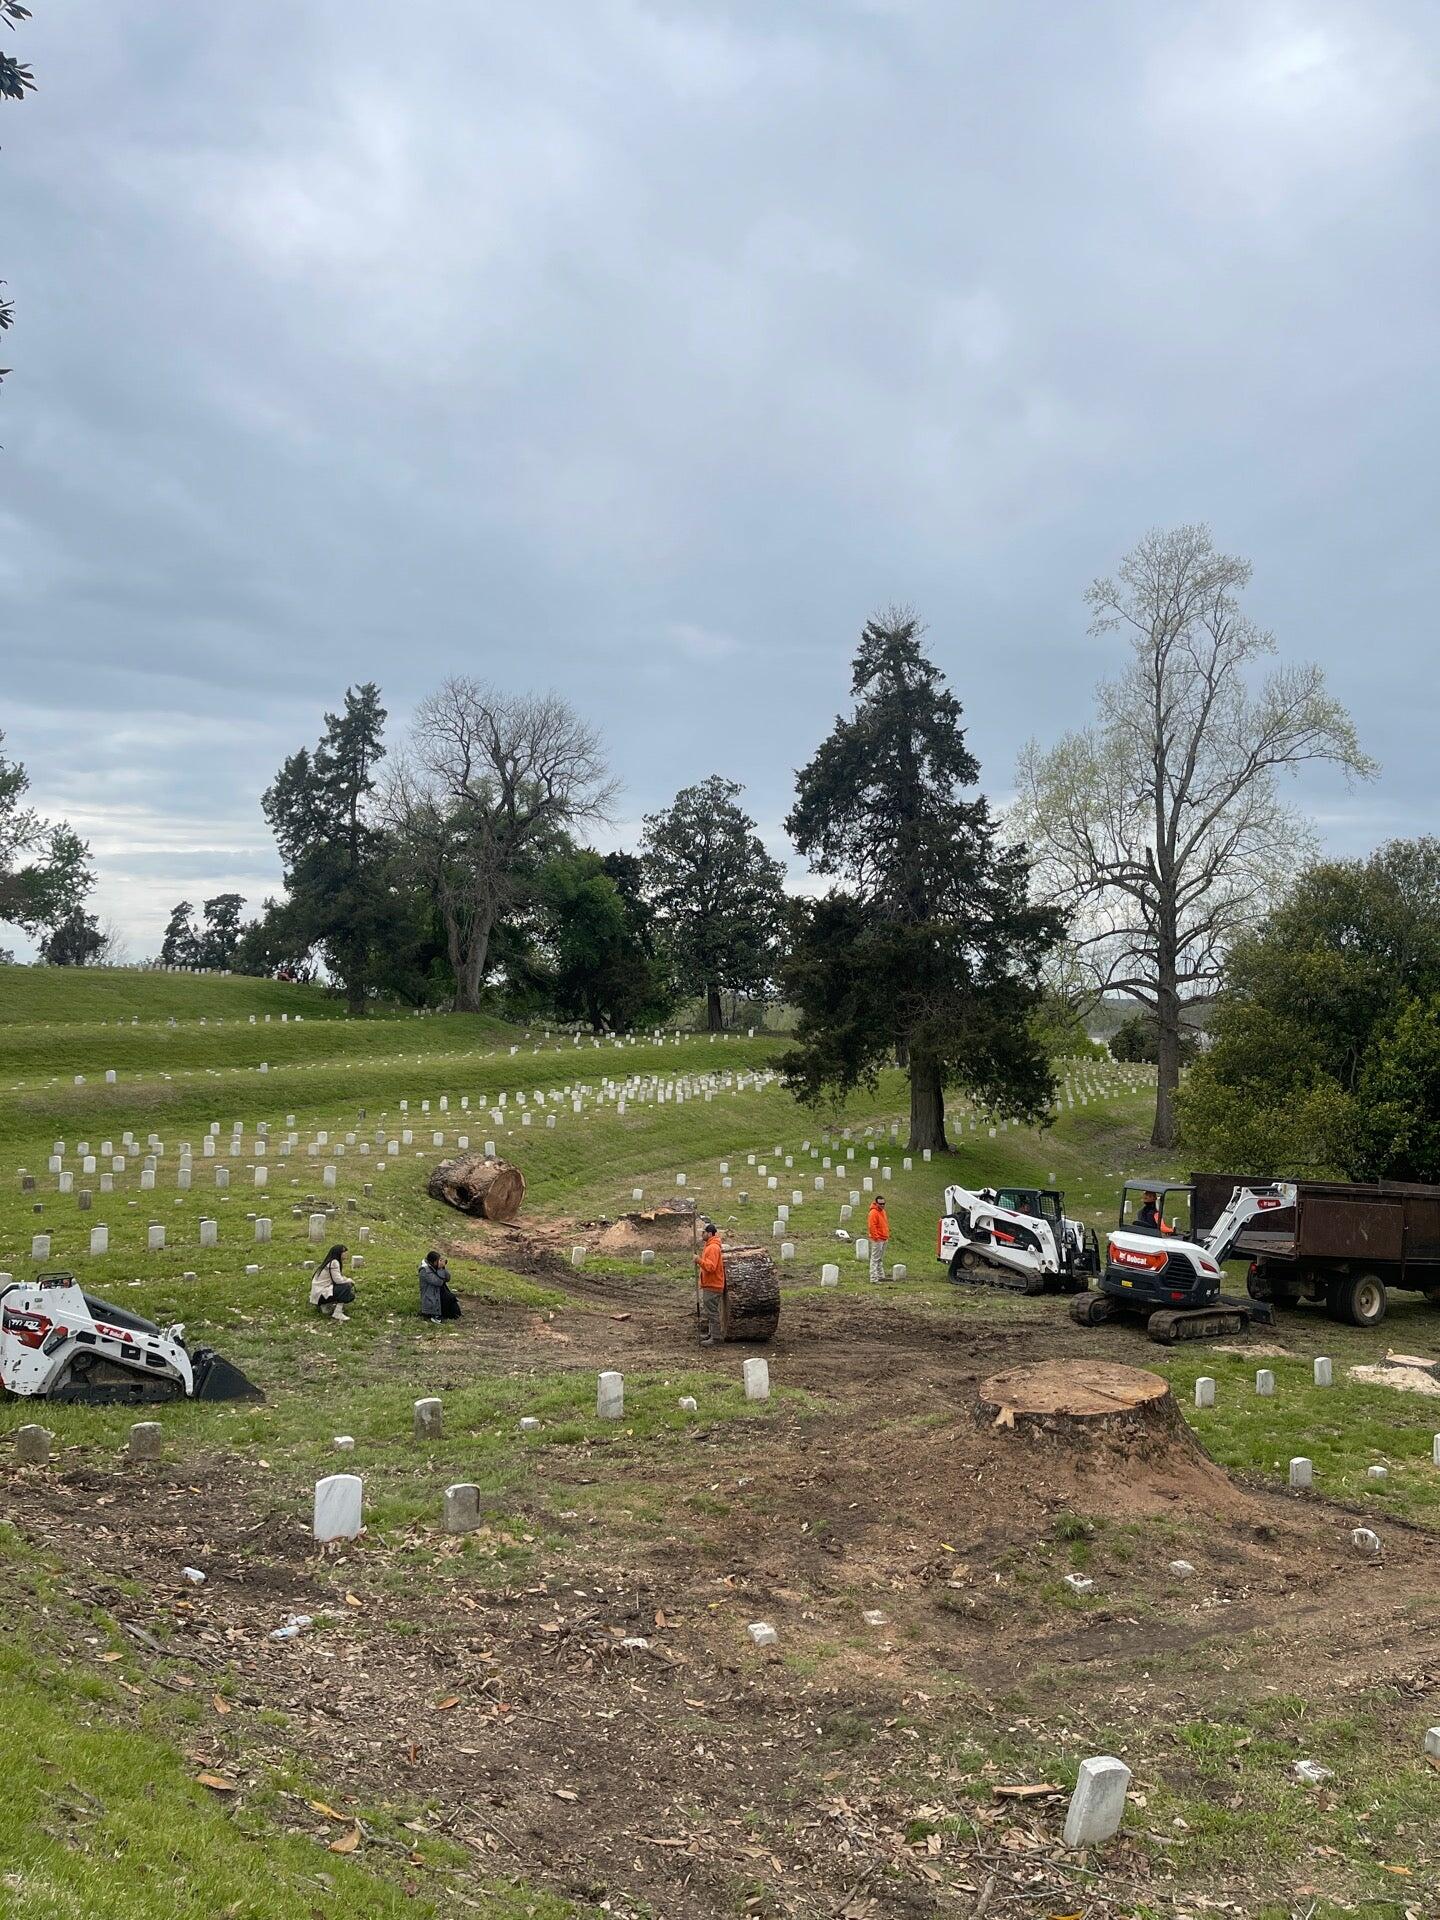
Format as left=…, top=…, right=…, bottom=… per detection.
left=641, top=776, right=786, bottom=1031
left=783, top=611, right=1060, bottom=1151
left=261, top=685, right=396, bottom=1013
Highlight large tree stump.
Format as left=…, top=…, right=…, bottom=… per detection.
left=427, top=1153, right=526, bottom=1222
left=977, top=1360, right=1181, bottom=1445
left=697, top=1245, right=780, bottom=1344
left=976, top=1360, right=1236, bottom=1514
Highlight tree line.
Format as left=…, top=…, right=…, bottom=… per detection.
left=2, top=528, right=1385, bottom=1155
left=144, top=620, right=1063, bottom=1152
left=162, top=680, right=791, bottom=1042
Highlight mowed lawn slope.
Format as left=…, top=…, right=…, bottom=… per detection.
left=2, top=975, right=1439, bottom=1918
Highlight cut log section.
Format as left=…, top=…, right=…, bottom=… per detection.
left=427, top=1153, right=527, bottom=1222
left=697, top=1245, right=780, bottom=1344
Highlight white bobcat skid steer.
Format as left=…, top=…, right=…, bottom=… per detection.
left=1, top=1272, right=261, bottom=1404
left=939, top=1186, right=1064, bottom=1295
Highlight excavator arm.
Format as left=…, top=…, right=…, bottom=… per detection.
left=1201, top=1184, right=1297, bottom=1265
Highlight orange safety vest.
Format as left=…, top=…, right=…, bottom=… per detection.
left=867, top=1204, right=889, bottom=1244
left=698, top=1236, right=726, bottom=1291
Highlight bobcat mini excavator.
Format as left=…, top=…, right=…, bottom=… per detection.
left=1069, top=1179, right=1292, bottom=1344
left=938, top=1185, right=1100, bottom=1295
left=2, top=1271, right=262, bottom=1404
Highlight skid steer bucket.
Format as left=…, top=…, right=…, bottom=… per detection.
left=190, top=1347, right=265, bottom=1402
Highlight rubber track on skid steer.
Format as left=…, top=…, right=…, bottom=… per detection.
left=950, top=1254, right=1045, bottom=1297
left=47, top=1377, right=185, bottom=1405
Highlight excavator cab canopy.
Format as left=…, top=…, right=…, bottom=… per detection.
left=1117, top=1180, right=1194, bottom=1237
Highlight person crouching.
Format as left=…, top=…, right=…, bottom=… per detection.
left=309, top=1244, right=355, bottom=1322
left=418, top=1249, right=462, bottom=1322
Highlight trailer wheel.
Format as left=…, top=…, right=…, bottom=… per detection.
left=1335, top=1271, right=1387, bottom=1329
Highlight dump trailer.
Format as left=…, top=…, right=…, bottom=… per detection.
left=1200, top=1175, right=1440, bottom=1329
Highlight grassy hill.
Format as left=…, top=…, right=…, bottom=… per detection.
left=0, top=963, right=349, bottom=1026
left=2, top=976, right=1438, bottom=1918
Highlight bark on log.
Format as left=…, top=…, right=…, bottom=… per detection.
left=427, top=1153, right=527, bottom=1222
left=697, top=1245, right=780, bottom=1344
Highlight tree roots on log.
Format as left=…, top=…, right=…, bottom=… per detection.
left=427, top=1153, right=527, bottom=1222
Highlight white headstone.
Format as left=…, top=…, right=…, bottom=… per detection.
left=314, top=1472, right=363, bottom=1541
left=1062, top=1755, right=1131, bottom=1848
left=443, top=1483, right=481, bottom=1532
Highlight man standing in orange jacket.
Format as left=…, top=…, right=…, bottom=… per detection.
left=867, top=1194, right=890, bottom=1282
left=695, top=1221, right=726, bottom=1345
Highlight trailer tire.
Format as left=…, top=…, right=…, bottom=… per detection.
left=1334, top=1271, right=1387, bottom=1329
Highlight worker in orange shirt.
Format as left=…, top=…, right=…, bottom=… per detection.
left=866, top=1193, right=890, bottom=1282
left=695, top=1220, right=726, bottom=1345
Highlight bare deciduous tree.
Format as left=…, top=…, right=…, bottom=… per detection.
left=1014, top=526, right=1376, bottom=1149
left=389, top=679, right=618, bottom=1013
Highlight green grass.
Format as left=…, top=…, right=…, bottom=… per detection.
left=0, top=963, right=344, bottom=1026
left=1161, top=1348, right=1440, bottom=1523
left=8, top=976, right=1438, bottom=1911
left=0, top=1524, right=581, bottom=1920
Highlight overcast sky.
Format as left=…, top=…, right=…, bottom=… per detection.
left=3, top=0, right=1436, bottom=956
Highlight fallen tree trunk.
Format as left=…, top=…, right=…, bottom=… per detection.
left=427, top=1153, right=526, bottom=1222
left=696, top=1245, right=780, bottom=1344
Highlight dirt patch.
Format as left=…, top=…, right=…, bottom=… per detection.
left=596, top=1203, right=697, bottom=1253
left=9, top=1294, right=1440, bottom=1918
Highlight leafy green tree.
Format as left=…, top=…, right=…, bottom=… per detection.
left=641, top=776, right=786, bottom=1031
left=1110, top=1012, right=1200, bottom=1066
left=160, top=900, right=201, bottom=967
left=0, top=730, right=93, bottom=941
left=39, top=906, right=103, bottom=966
left=198, top=892, right=246, bottom=969
left=1180, top=840, right=1440, bottom=1179
left=261, top=684, right=402, bottom=1013
left=1031, top=991, right=1104, bottom=1062
left=537, top=849, right=671, bottom=1032
left=230, top=895, right=312, bottom=978
left=783, top=610, right=1060, bottom=1151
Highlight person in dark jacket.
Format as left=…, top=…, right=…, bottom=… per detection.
left=418, top=1250, right=461, bottom=1322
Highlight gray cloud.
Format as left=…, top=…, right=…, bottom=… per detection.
left=3, top=0, right=1435, bottom=951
